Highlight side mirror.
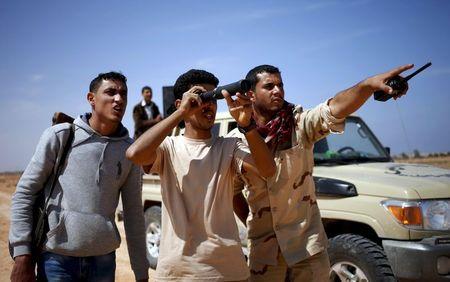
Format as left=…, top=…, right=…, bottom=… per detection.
left=384, top=147, right=391, bottom=156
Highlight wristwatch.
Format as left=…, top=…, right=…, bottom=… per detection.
left=237, top=118, right=257, bottom=134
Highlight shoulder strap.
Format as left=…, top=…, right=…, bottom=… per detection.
left=43, top=124, right=75, bottom=211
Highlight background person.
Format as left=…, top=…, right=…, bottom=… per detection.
left=133, top=85, right=162, bottom=139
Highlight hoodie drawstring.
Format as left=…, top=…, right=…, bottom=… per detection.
left=96, top=142, right=108, bottom=184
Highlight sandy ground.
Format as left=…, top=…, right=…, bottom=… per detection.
left=0, top=173, right=154, bottom=282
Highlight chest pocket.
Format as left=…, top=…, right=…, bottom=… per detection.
left=98, top=144, right=132, bottom=189
left=278, top=143, right=305, bottom=181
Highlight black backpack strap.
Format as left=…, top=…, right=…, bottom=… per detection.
left=9, top=124, right=76, bottom=259
left=43, top=124, right=75, bottom=211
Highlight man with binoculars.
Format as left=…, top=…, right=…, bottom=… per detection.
left=126, top=69, right=276, bottom=281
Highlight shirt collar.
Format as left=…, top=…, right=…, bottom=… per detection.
left=141, top=100, right=154, bottom=107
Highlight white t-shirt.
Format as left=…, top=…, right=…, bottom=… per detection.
left=150, top=135, right=250, bottom=281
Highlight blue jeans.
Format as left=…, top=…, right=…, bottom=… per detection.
left=37, top=251, right=116, bottom=282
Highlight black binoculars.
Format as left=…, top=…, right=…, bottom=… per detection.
left=200, top=79, right=252, bottom=102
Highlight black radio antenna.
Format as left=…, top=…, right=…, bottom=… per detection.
left=405, top=62, right=432, bottom=81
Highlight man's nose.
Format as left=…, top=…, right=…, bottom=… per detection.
left=273, top=85, right=283, bottom=95
left=114, top=93, right=125, bottom=104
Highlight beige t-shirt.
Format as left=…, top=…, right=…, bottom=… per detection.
left=150, top=135, right=250, bottom=281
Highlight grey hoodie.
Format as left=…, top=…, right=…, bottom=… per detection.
left=9, top=114, right=149, bottom=279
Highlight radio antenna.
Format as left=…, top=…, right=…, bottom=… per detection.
left=394, top=101, right=412, bottom=154
left=405, top=62, right=432, bottom=81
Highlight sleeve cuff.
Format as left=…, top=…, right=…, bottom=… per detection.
left=321, top=98, right=345, bottom=134
left=13, top=244, right=32, bottom=258
left=234, top=139, right=251, bottom=176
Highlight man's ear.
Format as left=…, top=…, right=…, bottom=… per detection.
left=175, top=99, right=181, bottom=109
left=87, top=92, right=95, bottom=107
left=247, top=90, right=256, bottom=102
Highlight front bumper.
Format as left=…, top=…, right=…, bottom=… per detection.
left=383, top=236, right=450, bottom=281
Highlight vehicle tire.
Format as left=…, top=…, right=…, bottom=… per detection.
left=144, top=206, right=161, bottom=269
left=328, top=234, right=396, bottom=282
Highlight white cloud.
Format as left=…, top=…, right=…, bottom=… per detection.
left=348, top=0, right=373, bottom=6
left=303, top=1, right=337, bottom=11
left=163, top=7, right=294, bottom=33
left=11, top=99, right=44, bottom=114
left=193, top=56, right=239, bottom=69
left=297, top=27, right=382, bottom=53
left=30, top=74, right=45, bottom=82
left=303, top=0, right=371, bottom=11
left=247, top=8, right=292, bottom=19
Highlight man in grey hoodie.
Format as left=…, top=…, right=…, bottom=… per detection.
left=9, top=72, right=149, bottom=281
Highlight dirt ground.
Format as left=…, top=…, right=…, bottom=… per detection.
left=0, top=173, right=154, bottom=282
left=1, top=156, right=449, bottom=281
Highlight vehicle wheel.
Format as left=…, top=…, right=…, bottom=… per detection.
left=328, top=234, right=395, bottom=282
left=144, top=206, right=161, bottom=269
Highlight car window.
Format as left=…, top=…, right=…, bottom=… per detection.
left=228, top=121, right=237, bottom=133
left=314, top=117, right=389, bottom=162
left=211, top=123, right=221, bottom=138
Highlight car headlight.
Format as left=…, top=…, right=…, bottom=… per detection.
left=382, top=199, right=450, bottom=231
left=422, top=200, right=450, bottom=231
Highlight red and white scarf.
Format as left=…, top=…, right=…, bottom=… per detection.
left=256, top=102, right=295, bottom=150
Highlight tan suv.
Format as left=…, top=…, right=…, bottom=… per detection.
left=124, top=113, right=450, bottom=281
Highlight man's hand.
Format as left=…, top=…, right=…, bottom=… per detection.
left=177, top=86, right=205, bottom=117
left=363, top=64, right=414, bottom=100
left=330, top=63, right=415, bottom=118
left=11, top=255, right=35, bottom=282
left=223, top=90, right=253, bottom=127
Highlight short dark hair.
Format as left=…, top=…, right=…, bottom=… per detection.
left=173, top=69, right=219, bottom=100
left=89, top=72, right=127, bottom=93
left=169, top=69, right=219, bottom=128
left=245, top=65, right=280, bottom=90
left=141, top=86, right=152, bottom=94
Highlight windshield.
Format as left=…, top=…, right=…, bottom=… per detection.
left=314, top=117, right=390, bottom=164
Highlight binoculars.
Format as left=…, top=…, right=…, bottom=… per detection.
left=200, top=79, right=252, bottom=102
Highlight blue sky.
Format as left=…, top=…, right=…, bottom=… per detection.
left=1, top=0, right=449, bottom=171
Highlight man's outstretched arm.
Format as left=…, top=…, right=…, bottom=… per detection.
left=329, top=64, right=414, bottom=119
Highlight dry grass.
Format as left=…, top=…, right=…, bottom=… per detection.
left=394, top=155, right=450, bottom=169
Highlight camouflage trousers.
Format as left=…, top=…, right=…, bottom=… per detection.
left=249, top=250, right=330, bottom=282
